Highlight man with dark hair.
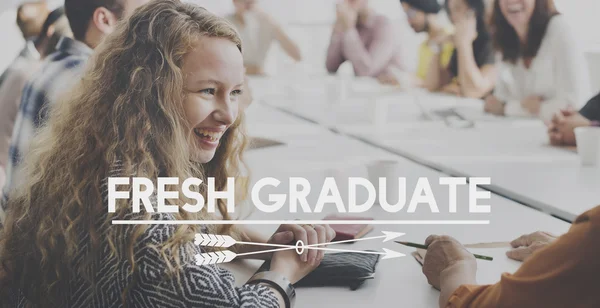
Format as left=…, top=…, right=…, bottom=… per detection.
left=1, top=0, right=149, bottom=209
left=548, top=93, right=600, bottom=146
left=400, top=0, right=455, bottom=88
left=0, top=8, right=72, bottom=203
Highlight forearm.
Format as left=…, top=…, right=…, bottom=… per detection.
left=235, top=226, right=272, bottom=260
left=423, top=52, right=444, bottom=91
left=456, top=43, right=492, bottom=98
left=326, top=29, right=345, bottom=73
left=342, top=27, right=394, bottom=77
left=273, top=24, right=302, bottom=62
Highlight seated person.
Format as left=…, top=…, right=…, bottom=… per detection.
left=226, top=0, right=302, bottom=75
left=401, top=0, right=455, bottom=88
left=326, top=0, right=409, bottom=81
left=484, top=0, right=591, bottom=121
left=0, top=8, right=71, bottom=201
left=421, top=205, right=600, bottom=307
left=0, top=2, right=334, bottom=306
left=427, top=0, right=496, bottom=98
left=548, top=92, right=600, bottom=146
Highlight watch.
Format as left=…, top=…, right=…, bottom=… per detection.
left=247, top=271, right=296, bottom=308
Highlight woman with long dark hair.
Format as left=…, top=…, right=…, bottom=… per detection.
left=425, top=0, right=497, bottom=98
left=484, top=0, right=591, bottom=121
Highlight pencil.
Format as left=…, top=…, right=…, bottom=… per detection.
left=395, top=241, right=494, bottom=261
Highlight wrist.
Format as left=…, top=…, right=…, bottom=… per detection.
left=248, top=271, right=296, bottom=308
left=455, top=40, right=471, bottom=50
left=441, top=260, right=477, bottom=288
left=590, top=120, right=600, bottom=127
left=439, top=260, right=477, bottom=307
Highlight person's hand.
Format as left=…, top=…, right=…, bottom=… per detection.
left=377, top=72, right=400, bottom=86
left=269, top=224, right=335, bottom=284
left=484, top=95, right=505, bottom=116
left=547, top=109, right=591, bottom=146
left=440, top=82, right=461, bottom=96
left=506, top=231, right=558, bottom=261
left=268, top=224, right=336, bottom=265
left=422, top=235, right=477, bottom=290
left=453, top=11, right=477, bottom=47
left=270, top=248, right=318, bottom=284
left=520, top=95, right=544, bottom=115
left=336, top=2, right=358, bottom=31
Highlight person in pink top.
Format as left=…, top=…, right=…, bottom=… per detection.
left=325, top=0, right=407, bottom=81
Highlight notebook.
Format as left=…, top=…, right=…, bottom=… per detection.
left=323, top=215, right=374, bottom=242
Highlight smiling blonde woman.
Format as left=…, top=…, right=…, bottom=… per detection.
left=0, top=1, right=333, bottom=307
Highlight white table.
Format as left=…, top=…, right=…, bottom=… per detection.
left=228, top=103, right=572, bottom=307
left=338, top=120, right=600, bottom=221
left=247, top=75, right=599, bottom=222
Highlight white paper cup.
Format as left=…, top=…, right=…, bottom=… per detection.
left=366, top=160, right=401, bottom=205
left=575, top=127, right=600, bottom=166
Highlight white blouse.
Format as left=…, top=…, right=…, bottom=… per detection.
left=495, top=15, right=592, bottom=121
left=226, top=13, right=276, bottom=68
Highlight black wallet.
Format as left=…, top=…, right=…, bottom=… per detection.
left=254, top=251, right=381, bottom=290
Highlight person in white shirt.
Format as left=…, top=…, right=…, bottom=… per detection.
left=484, top=0, right=591, bottom=121
left=226, top=0, right=302, bottom=75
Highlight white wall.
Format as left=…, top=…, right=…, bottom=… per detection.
left=1, top=0, right=599, bottom=77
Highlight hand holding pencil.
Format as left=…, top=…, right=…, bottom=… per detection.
left=416, top=235, right=479, bottom=291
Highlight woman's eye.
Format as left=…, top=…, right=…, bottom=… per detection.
left=231, top=89, right=243, bottom=96
left=199, top=88, right=216, bottom=95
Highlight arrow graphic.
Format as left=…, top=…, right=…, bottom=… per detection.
left=195, top=250, right=237, bottom=265
left=194, top=231, right=405, bottom=249
left=194, top=247, right=405, bottom=266
left=194, top=234, right=237, bottom=248
left=193, top=231, right=407, bottom=266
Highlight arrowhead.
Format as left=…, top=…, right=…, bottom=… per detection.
left=222, top=235, right=237, bottom=248
left=223, top=250, right=237, bottom=263
left=381, top=248, right=405, bottom=260
left=381, top=231, right=405, bottom=242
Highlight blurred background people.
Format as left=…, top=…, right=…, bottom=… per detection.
left=0, top=7, right=71, bottom=201
left=326, top=0, right=409, bottom=82
left=484, top=0, right=591, bottom=121
left=226, top=0, right=302, bottom=75
left=548, top=92, right=600, bottom=146
left=431, top=0, right=496, bottom=98
left=1, top=0, right=149, bottom=209
left=401, top=0, right=455, bottom=89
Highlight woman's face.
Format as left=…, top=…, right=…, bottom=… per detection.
left=499, top=0, right=536, bottom=31
left=182, top=37, right=244, bottom=163
left=402, top=3, right=427, bottom=33
left=346, top=0, right=368, bottom=14
left=233, top=0, right=257, bottom=14
left=447, top=0, right=470, bottom=24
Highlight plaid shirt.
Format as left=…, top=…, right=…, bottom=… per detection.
left=1, top=37, right=92, bottom=212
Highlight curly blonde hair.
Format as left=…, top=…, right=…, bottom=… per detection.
left=0, top=0, right=248, bottom=305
